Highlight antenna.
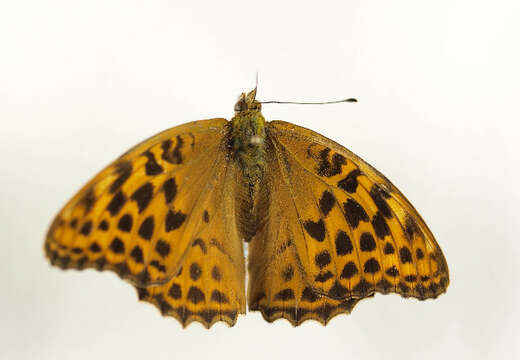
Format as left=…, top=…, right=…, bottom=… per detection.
left=260, top=98, right=357, bottom=105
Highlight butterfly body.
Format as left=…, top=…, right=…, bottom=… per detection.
left=45, top=89, right=449, bottom=328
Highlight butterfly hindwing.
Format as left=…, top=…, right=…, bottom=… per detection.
left=134, top=155, right=246, bottom=327
left=45, top=118, right=246, bottom=327
left=247, top=121, right=449, bottom=325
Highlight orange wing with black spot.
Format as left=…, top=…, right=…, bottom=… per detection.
left=45, top=119, right=246, bottom=328
left=247, top=121, right=449, bottom=325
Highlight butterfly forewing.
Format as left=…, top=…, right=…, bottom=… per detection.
left=45, top=118, right=246, bottom=328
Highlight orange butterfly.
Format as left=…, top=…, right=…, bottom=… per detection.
left=45, top=89, right=449, bottom=328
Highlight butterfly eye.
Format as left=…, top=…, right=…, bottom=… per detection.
left=234, top=99, right=247, bottom=112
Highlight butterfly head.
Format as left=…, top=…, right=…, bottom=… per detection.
left=234, top=88, right=262, bottom=113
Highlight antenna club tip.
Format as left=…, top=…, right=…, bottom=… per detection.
left=346, top=98, right=357, bottom=103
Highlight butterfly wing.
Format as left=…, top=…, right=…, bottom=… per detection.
left=45, top=118, right=246, bottom=327
left=247, top=120, right=449, bottom=325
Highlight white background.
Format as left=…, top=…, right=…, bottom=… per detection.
left=1, top=1, right=519, bottom=359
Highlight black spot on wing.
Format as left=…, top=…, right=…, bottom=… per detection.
left=136, top=287, right=149, bottom=300
left=303, top=219, right=326, bottom=242
left=364, top=258, right=381, bottom=273
left=192, top=238, right=207, bottom=254
left=93, top=256, right=107, bottom=270
left=399, top=247, right=413, bottom=263
left=344, top=199, right=369, bottom=229
left=89, top=242, right=101, bottom=253
left=106, top=191, right=127, bottom=216
left=151, top=258, right=171, bottom=274
left=281, top=265, right=294, bottom=281
left=79, top=221, right=92, bottom=236
left=110, top=162, right=132, bottom=194
left=319, top=190, right=335, bottom=216
left=369, top=185, right=392, bottom=219
left=131, top=183, right=154, bottom=213
left=162, top=136, right=184, bottom=164
left=315, top=271, right=334, bottom=283
left=77, top=256, right=88, bottom=269
left=114, top=262, right=130, bottom=277
left=359, top=232, right=376, bottom=252
left=353, top=279, right=373, bottom=297
left=117, top=214, right=133, bottom=232
left=328, top=281, right=348, bottom=298
left=155, top=239, right=170, bottom=258
left=341, top=262, right=358, bottom=279
left=138, top=216, right=154, bottom=240
left=79, top=188, right=96, bottom=214
left=190, top=263, right=202, bottom=281
left=405, top=275, right=417, bottom=282
left=165, top=210, right=186, bottom=232
left=429, top=282, right=439, bottom=294
left=415, top=284, right=427, bottom=298
left=314, top=250, right=331, bottom=269
left=168, top=283, right=182, bottom=299
left=109, top=237, right=125, bottom=254
left=130, top=245, right=144, bottom=263
left=377, top=278, right=393, bottom=293
left=405, top=215, right=421, bottom=241
left=153, top=293, right=172, bottom=315
left=386, top=266, right=399, bottom=277
left=372, top=212, right=390, bottom=239
left=335, top=230, right=353, bottom=255
left=98, top=220, right=109, bottom=231
left=187, top=286, right=205, bottom=304
left=383, top=242, right=395, bottom=254
left=301, top=287, right=320, bottom=302
left=203, top=210, right=210, bottom=223
left=316, top=148, right=346, bottom=177
left=337, top=169, right=362, bottom=193
left=161, top=139, right=172, bottom=160
left=142, top=151, right=164, bottom=176
left=162, top=178, right=177, bottom=204
left=211, top=290, right=229, bottom=304
left=211, top=266, right=222, bottom=281
left=274, top=289, right=295, bottom=301
left=398, top=282, right=410, bottom=294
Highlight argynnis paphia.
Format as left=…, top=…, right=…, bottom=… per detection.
left=45, top=89, right=449, bottom=328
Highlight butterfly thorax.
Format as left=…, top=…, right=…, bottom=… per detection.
left=231, top=90, right=266, bottom=188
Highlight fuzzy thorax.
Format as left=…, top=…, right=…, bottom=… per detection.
left=231, top=90, right=266, bottom=186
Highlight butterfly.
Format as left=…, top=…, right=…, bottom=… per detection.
left=45, top=89, right=449, bottom=328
